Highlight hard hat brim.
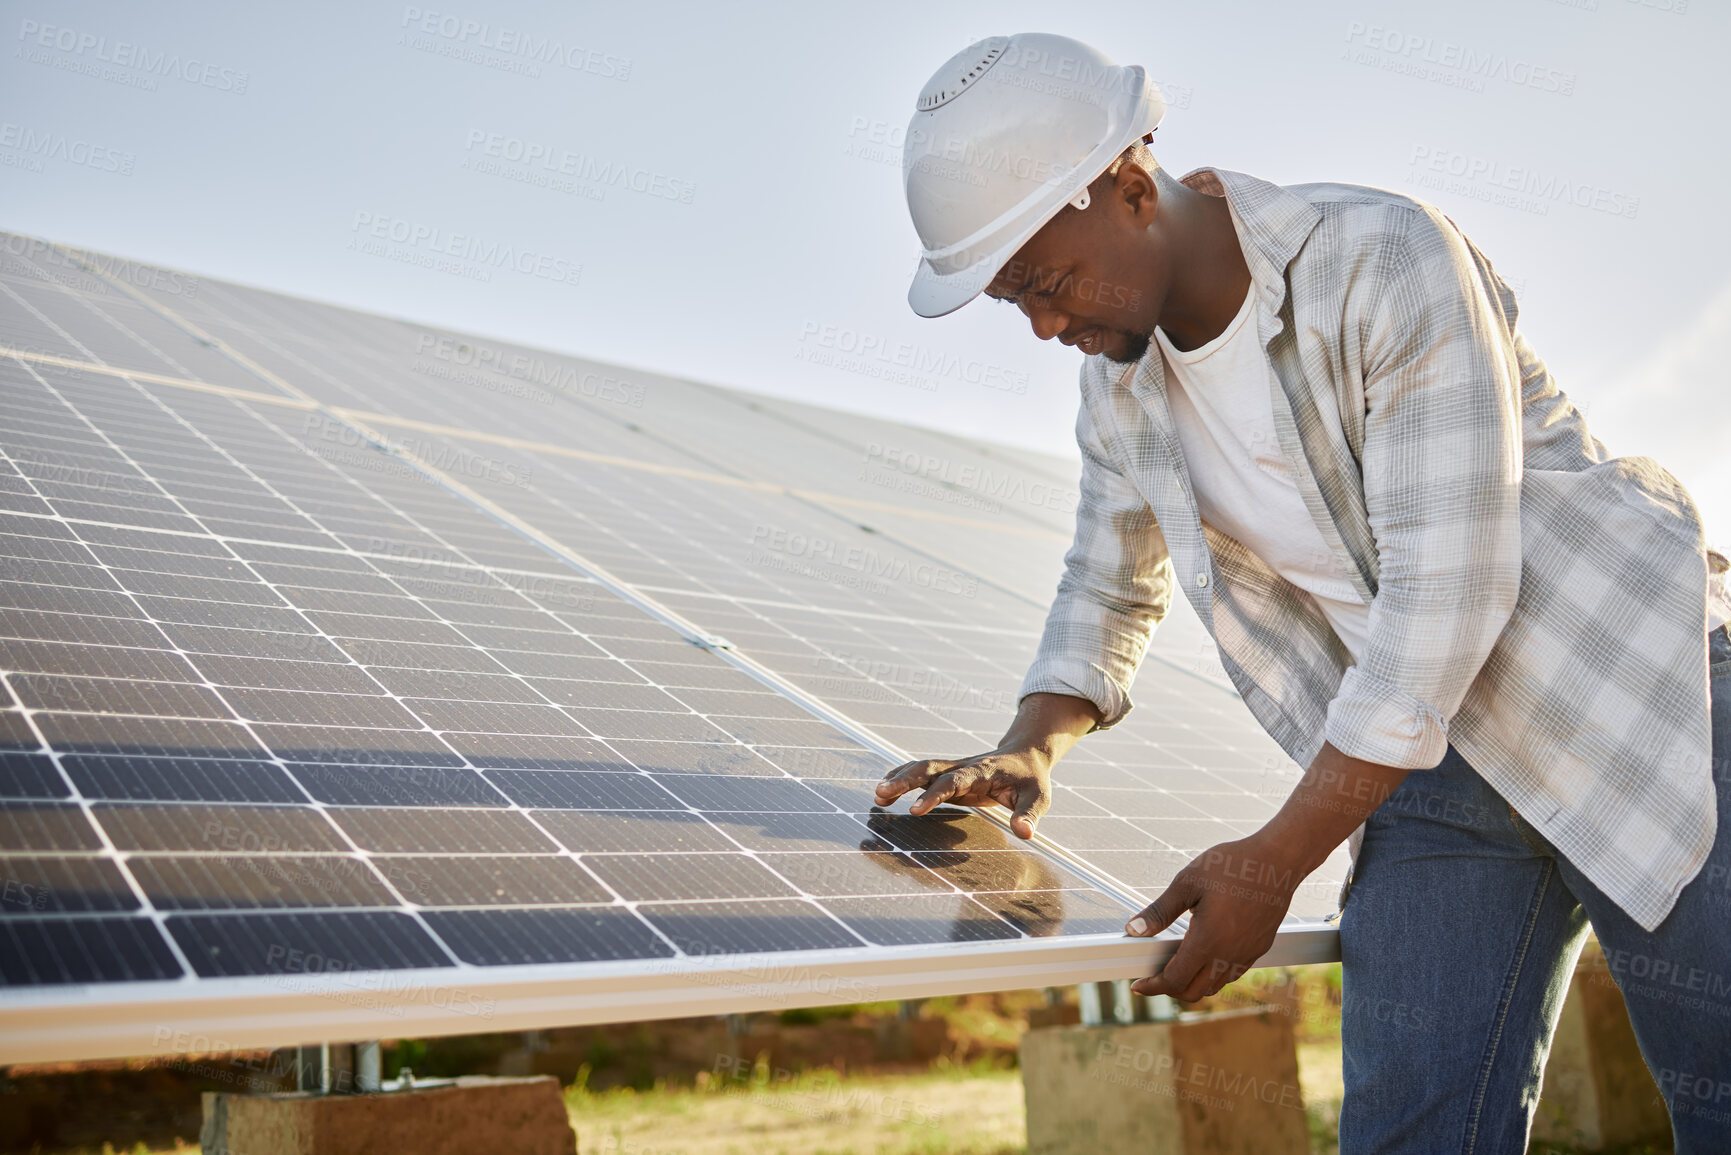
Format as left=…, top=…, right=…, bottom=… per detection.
left=907, top=255, right=1004, bottom=319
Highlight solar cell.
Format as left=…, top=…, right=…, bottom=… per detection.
left=0, top=237, right=1341, bottom=1064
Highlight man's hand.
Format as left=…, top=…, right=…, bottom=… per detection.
left=874, top=748, right=1053, bottom=839
left=1123, top=832, right=1300, bottom=1000
left=1124, top=741, right=1412, bottom=1000
left=872, top=692, right=1103, bottom=840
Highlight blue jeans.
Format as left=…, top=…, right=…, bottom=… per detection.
left=1338, top=624, right=1731, bottom=1154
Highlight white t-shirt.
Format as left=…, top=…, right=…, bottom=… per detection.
left=1155, top=286, right=1374, bottom=663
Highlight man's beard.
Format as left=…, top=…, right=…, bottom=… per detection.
left=1102, top=329, right=1152, bottom=366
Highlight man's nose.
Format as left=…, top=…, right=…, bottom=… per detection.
left=1026, top=305, right=1069, bottom=341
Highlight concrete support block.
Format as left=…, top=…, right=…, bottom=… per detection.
left=1533, top=948, right=1669, bottom=1150
left=1020, top=1007, right=1309, bottom=1155
left=201, top=1075, right=576, bottom=1155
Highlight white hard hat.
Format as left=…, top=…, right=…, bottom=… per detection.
left=902, top=34, right=1166, bottom=318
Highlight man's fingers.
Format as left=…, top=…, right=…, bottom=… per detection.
left=1123, top=876, right=1197, bottom=938
left=874, top=759, right=949, bottom=804
left=910, top=767, right=978, bottom=815
left=1131, top=933, right=1209, bottom=999
left=1008, top=779, right=1050, bottom=840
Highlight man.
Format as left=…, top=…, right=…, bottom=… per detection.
left=873, top=32, right=1731, bottom=1151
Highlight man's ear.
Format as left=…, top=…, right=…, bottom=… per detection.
left=1114, top=162, right=1160, bottom=227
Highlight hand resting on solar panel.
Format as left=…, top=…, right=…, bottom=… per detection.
left=872, top=691, right=1103, bottom=839
left=1125, top=741, right=1410, bottom=1002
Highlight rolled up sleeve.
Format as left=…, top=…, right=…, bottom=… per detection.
left=1019, top=393, right=1174, bottom=729
left=1323, top=207, right=1524, bottom=769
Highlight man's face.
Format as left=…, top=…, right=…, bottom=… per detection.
left=983, top=164, right=1168, bottom=365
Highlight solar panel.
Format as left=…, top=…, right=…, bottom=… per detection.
left=0, top=235, right=1340, bottom=1064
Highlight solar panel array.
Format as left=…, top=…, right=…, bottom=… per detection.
left=0, top=235, right=1345, bottom=1055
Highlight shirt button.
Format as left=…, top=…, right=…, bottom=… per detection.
left=1196, top=573, right=1210, bottom=589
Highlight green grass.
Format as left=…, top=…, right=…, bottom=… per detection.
left=567, top=1059, right=1028, bottom=1155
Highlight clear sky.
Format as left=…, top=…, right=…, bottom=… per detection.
left=4, top=0, right=1725, bottom=541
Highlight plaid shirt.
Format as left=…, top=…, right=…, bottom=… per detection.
left=1022, top=166, right=1721, bottom=931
